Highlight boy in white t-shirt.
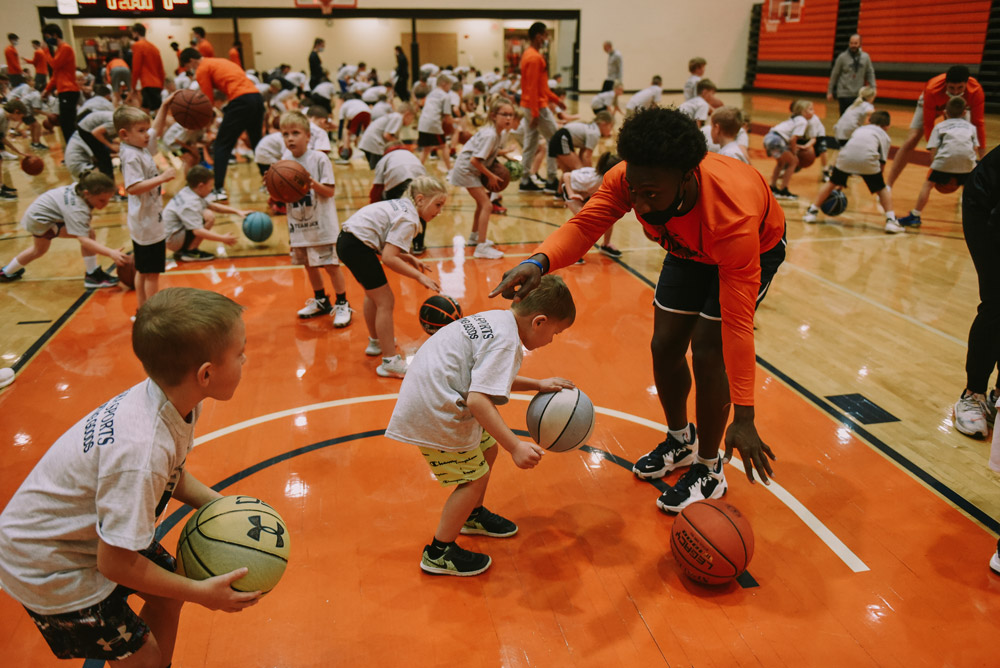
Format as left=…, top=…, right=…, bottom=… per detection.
left=899, top=97, right=979, bottom=228
left=803, top=110, right=902, bottom=233
left=677, top=79, right=716, bottom=127
left=705, top=106, right=750, bottom=165
left=416, top=73, right=455, bottom=170
left=0, top=287, right=260, bottom=664
left=115, top=99, right=177, bottom=308
left=163, top=166, right=250, bottom=262
left=279, top=110, right=353, bottom=326
left=625, top=76, right=662, bottom=113
left=337, top=96, right=372, bottom=162
left=762, top=100, right=811, bottom=200
left=358, top=103, right=415, bottom=169
left=560, top=151, right=624, bottom=256
left=683, top=57, right=707, bottom=101
left=590, top=81, right=624, bottom=117
left=385, top=275, right=576, bottom=576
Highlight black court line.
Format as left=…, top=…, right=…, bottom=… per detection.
left=11, top=291, right=93, bottom=373
left=16, top=320, right=53, bottom=325
left=612, top=256, right=1000, bottom=534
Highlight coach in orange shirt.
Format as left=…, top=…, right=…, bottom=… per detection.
left=41, top=24, right=81, bottom=146
left=129, top=23, right=165, bottom=112
left=5, top=33, right=24, bottom=86
left=192, top=27, right=215, bottom=58
left=491, top=108, right=786, bottom=512
left=518, top=21, right=564, bottom=193
left=887, top=65, right=986, bottom=187
left=180, top=48, right=264, bottom=200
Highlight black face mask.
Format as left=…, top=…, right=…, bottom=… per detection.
left=640, top=178, right=687, bottom=226
left=44, top=36, right=57, bottom=47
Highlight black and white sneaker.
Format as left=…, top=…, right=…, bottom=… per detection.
left=420, top=542, right=492, bottom=576
left=461, top=506, right=518, bottom=537
left=519, top=179, right=543, bottom=192
left=656, top=456, right=727, bottom=513
left=84, top=268, right=119, bottom=289
left=632, top=423, right=698, bottom=479
left=297, top=296, right=333, bottom=319
left=0, top=267, right=25, bottom=282
left=991, top=538, right=1000, bottom=575
left=543, top=179, right=559, bottom=194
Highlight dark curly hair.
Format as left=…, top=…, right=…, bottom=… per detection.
left=616, top=107, right=707, bottom=173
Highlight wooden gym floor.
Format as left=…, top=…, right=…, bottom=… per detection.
left=1, top=91, right=999, bottom=667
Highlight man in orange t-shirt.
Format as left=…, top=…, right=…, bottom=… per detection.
left=41, top=24, right=81, bottom=146
left=5, top=33, right=24, bottom=86
left=130, top=23, right=165, bottom=112
left=887, top=65, right=986, bottom=187
left=228, top=42, right=242, bottom=68
left=192, top=27, right=215, bottom=58
left=28, top=40, right=49, bottom=89
left=518, top=22, right=564, bottom=193
left=491, top=108, right=786, bottom=512
left=180, top=48, right=264, bottom=199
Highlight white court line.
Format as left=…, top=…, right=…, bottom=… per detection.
left=786, top=233, right=897, bottom=245
left=193, top=393, right=868, bottom=573
left=780, top=261, right=967, bottom=348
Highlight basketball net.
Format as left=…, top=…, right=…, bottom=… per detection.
left=319, top=0, right=333, bottom=14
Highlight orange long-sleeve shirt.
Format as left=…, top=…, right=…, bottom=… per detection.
left=29, top=47, right=49, bottom=73
left=196, top=40, right=215, bottom=59
left=107, top=58, right=128, bottom=71
left=5, top=45, right=22, bottom=75
left=131, top=39, right=164, bottom=89
left=228, top=47, right=242, bottom=68
left=194, top=57, right=257, bottom=101
left=43, top=43, right=80, bottom=95
left=519, top=46, right=561, bottom=117
left=922, top=73, right=986, bottom=149
left=535, top=155, right=786, bottom=406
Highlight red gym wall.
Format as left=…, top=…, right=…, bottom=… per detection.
left=752, top=0, right=994, bottom=101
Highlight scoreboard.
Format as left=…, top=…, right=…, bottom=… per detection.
left=57, top=0, right=213, bottom=16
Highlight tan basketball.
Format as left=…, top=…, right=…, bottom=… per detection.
left=177, top=495, right=291, bottom=593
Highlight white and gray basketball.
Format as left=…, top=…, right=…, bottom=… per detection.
left=525, top=388, right=595, bottom=452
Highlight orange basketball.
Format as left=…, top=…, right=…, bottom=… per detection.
left=796, top=147, right=816, bottom=169
left=42, top=116, right=54, bottom=132
left=171, top=89, right=215, bottom=130
left=116, top=254, right=135, bottom=290
left=264, top=160, right=311, bottom=203
left=21, top=155, right=44, bottom=176
left=934, top=179, right=960, bottom=194
left=480, top=160, right=510, bottom=193
left=670, top=499, right=754, bottom=586
left=442, top=115, right=454, bottom=134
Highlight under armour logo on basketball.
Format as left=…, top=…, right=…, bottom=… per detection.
left=246, top=514, right=285, bottom=548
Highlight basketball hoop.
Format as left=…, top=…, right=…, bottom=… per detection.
left=764, top=19, right=780, bottom=32
left=319, top=0, right=333, bottom=14
left=293, top=0, right=357, bottom=12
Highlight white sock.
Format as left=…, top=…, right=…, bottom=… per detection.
left=912, top=209, right=922, bottom=216
left=3, top=258, right=23, bottom=274
left=667, top=424, right=691, bottom=442
left=807, top=204, right=819, bottom=213
left=83, top=256, right=98, bottom=273
left=885, top=210, right=896, bottom=221
left=696, top=453, right=719, bottom=468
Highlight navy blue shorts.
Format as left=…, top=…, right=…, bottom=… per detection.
left=653, top=237, right=786, bottom=320
left=24, top=541, right=176, bottom=660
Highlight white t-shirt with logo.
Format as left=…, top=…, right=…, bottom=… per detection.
left=281, top=148, right=339, bottom=247
left=373, top=150, right=427, bottom=191
left=21, top=184, right=94, bottom=238
left=120, top=129, right=165, bottom=245
left=386, top=309, right=523, bottom=452
left=359, top=113, right=405, bottom=155
left=0, top=379, right=199, bottom=614
left=928, top=117, right=979, bottom=173
left=836, top=124, right=891, bottom=175
left=449, top=125, right=506, bottom=188
left=341, top=198, right=421, bottom=253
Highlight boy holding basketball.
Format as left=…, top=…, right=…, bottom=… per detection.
left=116, top=99, right=178, bottom=308
left=164, top=165, right=250, bottom=262
left=386, top=275, right=576, bottom=576
left=279, top=110, right=352, bottom=326
left=0, top=287, right=261, bottom=665
left=898, top=97, right=979, bottom=228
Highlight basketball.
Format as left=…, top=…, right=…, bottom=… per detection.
left=935, top=179, right=960, bottom=194
left=670, top=499, right=754, bottom=586
left=21, top=155, right=44, bottom=176
left=339, top=146, right=352, bottom=161
left=796, top=147, right=815, bottom=169
left=525, top=387, right=595, bottom=452
left=481, top=160, right=511, bottom=193
left=442, top=115, right=454, bottom=134
left=115, top=254, right=135, bottom=290
left=243, top=211, right=273, bottom=243
left=171, top=89, right=215, bottom=130
left=264, top=160, right=311, bottom=203
left=419, top=295, right=462, bottom=334
left=458, top=130, right=473, bottom=144
left=42, top=117, right=54, bottom=132
left=176, top=495, right=291, bottom=594
left=820, top=189, right=848, bottom=216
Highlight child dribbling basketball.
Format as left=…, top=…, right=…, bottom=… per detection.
left=0, top=288, right=260, bottom=666
left=385, top=275, right=577, bottom=576
left=336, top=176, right=447, bottom=378
left=279, top=110, right=353, bottom=326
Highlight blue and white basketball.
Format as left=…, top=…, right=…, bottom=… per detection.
left=243, top=211, right=274, bottom=243
left=820, top=189, right=848, bottom=216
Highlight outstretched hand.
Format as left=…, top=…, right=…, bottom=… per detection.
left=488, top=261, right=542, bottom=303
left=723, top=414, right=776, bottom=485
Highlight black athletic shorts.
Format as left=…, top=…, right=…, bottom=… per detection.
left=417, top=131, right=445, bottom=148
left=830, top=167, right=885, bottom=194
left=653, top=235, right=786, bottom=320
left=24, top=541, right=175, bottom=660
left=548, top=128, right=574, bottom=157
left=929, top=170, right=969, bottom=186
left=133, top=239, right=166, bottom=274
left=140, top=88, right=162, bottom=111
left=337, top=231, right=388, bottom=290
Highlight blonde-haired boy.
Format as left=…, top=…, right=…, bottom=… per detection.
left=115, top=95, right=177, bottom=308
left=279, top=110, right=352, bottom=326
left=386, top=274, right=577, bottom=576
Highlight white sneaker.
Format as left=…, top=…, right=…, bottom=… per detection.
left=884, top=218, right=904, bottom=234
left=466, top=232, right=479, bottom=247
left=803, top=209, right=818, bottom=224
left=208, top=187, right=228, bottom=202
left=991, top=543, right=1000, bottom=575
left=332, top=302, right=352, bottom=328
left=364, top=338, right=382, bottom=356
left=376, top=354, right=407, bottom=378
left=473, top=241, right=504, bottom=259
left=0, top=367, right=14, bottom=389
left=1, top=151, right=16, bottom=160
left=297, top=297, right=332, bottom=319
left=954, top=391, right=990, bottom=438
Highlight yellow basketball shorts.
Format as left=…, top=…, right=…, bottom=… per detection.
left=418, top=431, right=497, bottom=487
